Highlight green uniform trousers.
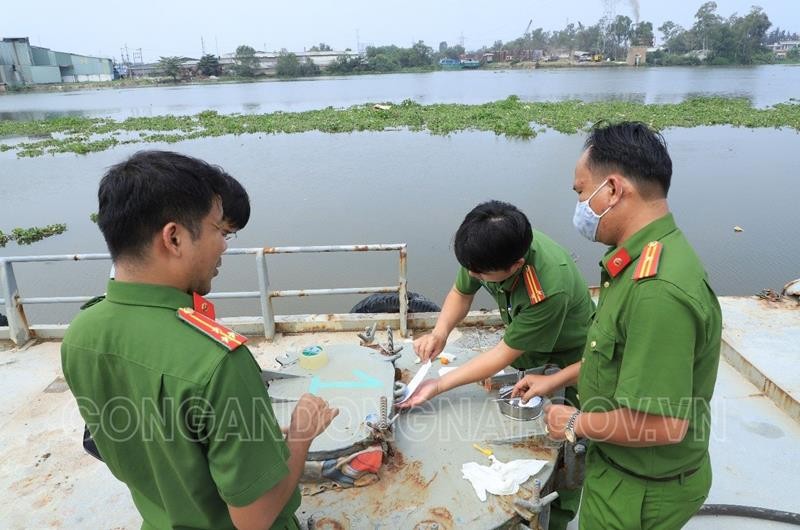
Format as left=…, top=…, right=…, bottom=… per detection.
left=547, top=384, right=581, bottom=530
left=578, top=445, right=711, bottom=530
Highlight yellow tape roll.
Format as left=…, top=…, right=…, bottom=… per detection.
left=299, top=345, right=329, bottom=370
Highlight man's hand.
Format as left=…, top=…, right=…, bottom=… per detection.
left=396, top=378, right=440, bottom=409
left=511, top=374, right=560, bottom=402
left=414, top=332, right=447, bottom=362
left=287, top=393, right=339, bottom=444
left=544, top=403, right=578, bottom=441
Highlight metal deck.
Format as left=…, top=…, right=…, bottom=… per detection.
left=1, top=296, right=798, bottom=529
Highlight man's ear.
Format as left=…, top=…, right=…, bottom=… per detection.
left=606, top=174, right=627, bottom=205
left=161, top=222, right=182, bottom=257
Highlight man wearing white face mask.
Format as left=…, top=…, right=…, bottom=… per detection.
left=512, top=122, right=721, bottom=530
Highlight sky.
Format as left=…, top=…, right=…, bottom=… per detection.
left=2, top=0, right=798, bottom=62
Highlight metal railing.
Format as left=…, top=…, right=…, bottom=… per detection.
left=0, top=244, right=408, bottom=345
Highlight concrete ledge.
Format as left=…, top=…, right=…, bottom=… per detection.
left=720, top=296, right=800, bottom=424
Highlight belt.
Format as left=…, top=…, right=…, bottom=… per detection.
left=597, top=449, right=699, bottom=483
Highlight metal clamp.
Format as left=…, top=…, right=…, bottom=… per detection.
left=358, top=322, right=377, bottom=345
left=514, top=479, right=559, bottom=522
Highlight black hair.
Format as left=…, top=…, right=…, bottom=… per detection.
left=221, top=173, right=250, bottom=230
left=584, top=121, right=672, bottom=198
left=97, top=150, right=229, bottom=261
left=454, top=201, right=533, bottom=273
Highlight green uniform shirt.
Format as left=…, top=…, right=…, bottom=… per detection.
left=455, top=230, right=594, bottom=369
left=62, top=280, right=300, bottom=530
left=578, top=213, right=721, bottom=478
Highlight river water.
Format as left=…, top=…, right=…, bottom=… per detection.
left=0, top=66, right=798, bottom=324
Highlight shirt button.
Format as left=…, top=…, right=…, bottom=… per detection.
left=590, top=340, right=597, bottom=348
left=603, top=281, right=610, bottom=288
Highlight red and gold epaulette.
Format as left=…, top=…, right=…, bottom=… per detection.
left=522, top=265, right=547, bottom=305
left=177, top=307, right=248, bottom=351
left=632, top=241, right=663, bottom=280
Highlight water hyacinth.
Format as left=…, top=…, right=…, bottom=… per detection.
left=0, top=96, right=798, bottom=158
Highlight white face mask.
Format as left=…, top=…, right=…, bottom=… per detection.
left=572, top=179, right=613, bottom=242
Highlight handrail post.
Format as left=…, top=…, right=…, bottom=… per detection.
left=256, top=251, right=275, bottom=340
left=1, top=260, right=32, bottom=345
left=398, top=246, right=408, bottom=337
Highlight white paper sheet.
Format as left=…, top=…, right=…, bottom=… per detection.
left=438, top=366, right=458, bottom=377
left=462, top=456, right=548, bottom=501
left=396, top=360, right=432, bottom=403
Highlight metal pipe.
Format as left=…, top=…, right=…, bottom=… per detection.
left=204, top=291, right=260, bottom=300
left=262, top=244, right=405, bottom=254
left=398, top=246, right=409, bottom=337
left=255, top=252, right=275, bottom=340
left=1, top=260, right=31, bottom=345
left=18, top=296, right=95, bottom=304
left=270, top=286, right=398, bottom=298
left=0, top=244, right=409, bottom=340
left=0, top=254, right=111, bottom=263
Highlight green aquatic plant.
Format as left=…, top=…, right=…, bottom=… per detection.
left=0, top=224, right=67, bottom=248
left=0, top=97, right=798, bottom=158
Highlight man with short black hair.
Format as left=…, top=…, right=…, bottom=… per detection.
left=513, top=122, right=721, bottom=529
left=63, top=150, right=338, bottom=529
left=220, top=171, right=251, bottom=236
left=401, top=200, right=593, bottom=530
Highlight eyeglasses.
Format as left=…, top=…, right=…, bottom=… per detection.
left=211, top=221, right=237, bottom=241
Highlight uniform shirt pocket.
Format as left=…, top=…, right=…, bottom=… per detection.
left=581, top=325, right=621, bottom=407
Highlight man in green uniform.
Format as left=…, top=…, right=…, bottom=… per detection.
left=513, top=122, right=721, bottom=529
left=62, top=151, right=338, bottom=530
left=399, top=200, right=594, bottom=530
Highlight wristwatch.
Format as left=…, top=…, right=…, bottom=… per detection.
left=565, top=411, right=582, bottom=443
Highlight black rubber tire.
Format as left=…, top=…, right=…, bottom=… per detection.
left=350, top=292, right=441, bottom=314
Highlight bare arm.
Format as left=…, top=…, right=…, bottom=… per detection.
left=546, top=403, right=689, bottom=447
left=414, top=287, right=474, bottom=361
left=228, top=395, right=338, bottom=530
left=577, top=408, right=689, bottom=447
left=398, top=338, right=522, bottom=408
left=438, top=339, right=521, bottom=392
left=512, top=361, right=582, bottom=401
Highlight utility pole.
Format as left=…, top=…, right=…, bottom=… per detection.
left=356, top=29, right=360, bottom=54
left=133, top=48, right=143, bottom=65
left=201, top=36, right=206, bottom=56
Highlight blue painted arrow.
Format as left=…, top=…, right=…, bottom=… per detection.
left=308, top=370, right=383, bottom=395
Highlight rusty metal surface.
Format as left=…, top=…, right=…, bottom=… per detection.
left=268, top=344, right=396, bottom=459
left=294, top=343, right=559, bottom=529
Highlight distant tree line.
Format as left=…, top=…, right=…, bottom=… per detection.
left=650, top=2, right=776, bottom=65
left=476, top=1, right=793, bottom=66
left=154, top=1, right=796, bottom=83
left=328, top=41, right=436, bottom=74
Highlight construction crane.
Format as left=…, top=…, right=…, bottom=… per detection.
left=523, top=19, right=533, bottom=38
left=516, top=19, right=533, bottom=62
